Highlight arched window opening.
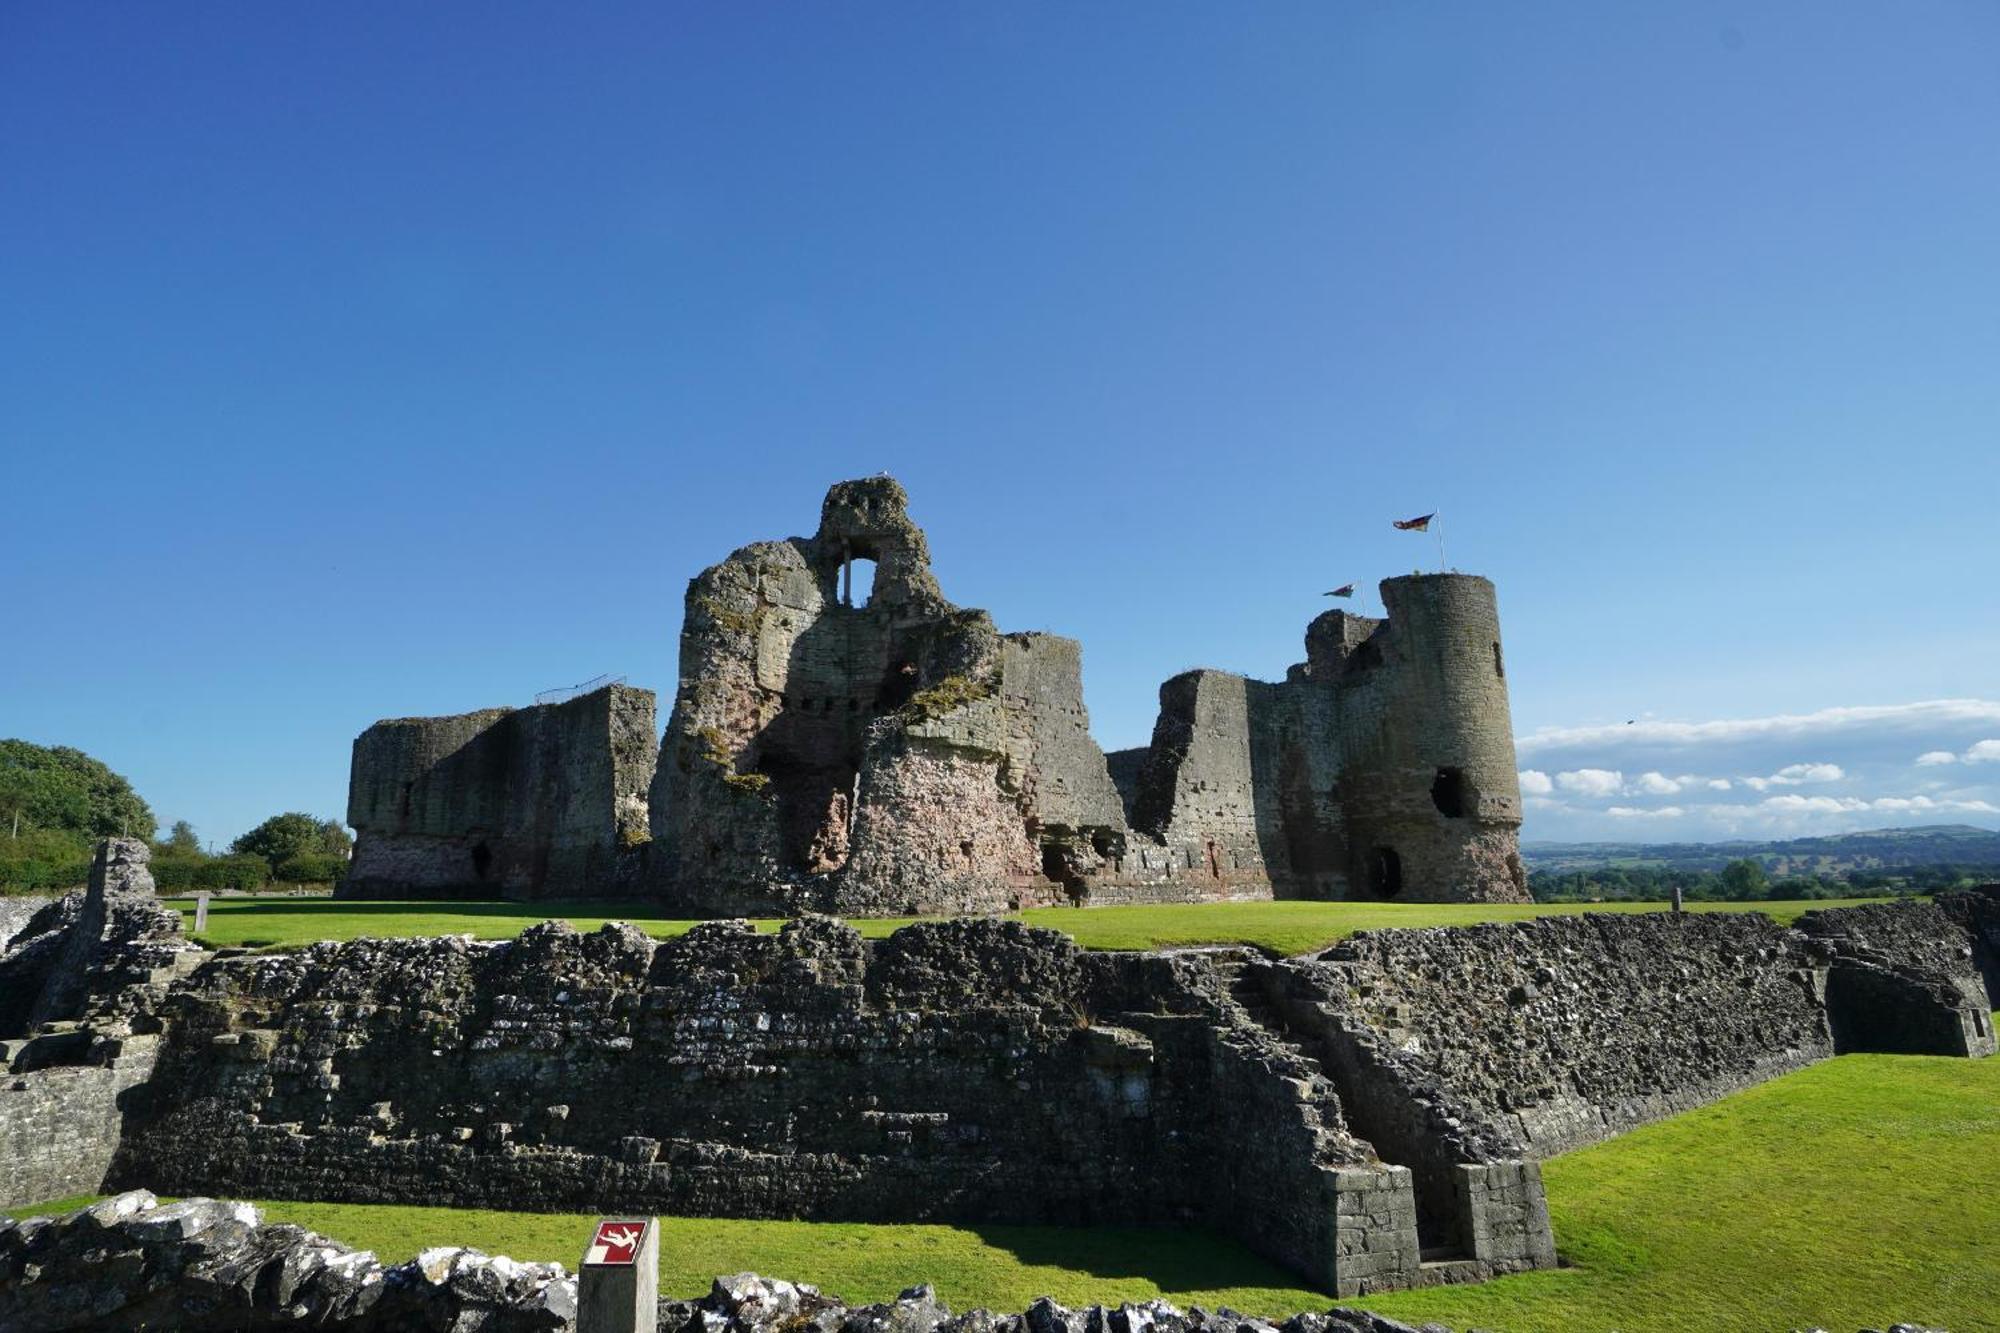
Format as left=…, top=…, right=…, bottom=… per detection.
left=841, top=555, right=879, bottom=607
left=1493, top=641, right=1505, bottom=678
left=470, top=841, right=493, bottom=880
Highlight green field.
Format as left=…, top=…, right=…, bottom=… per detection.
left=17, top=1051, right=1995, bottom=1331
left=165, top=895, right=1890, bottom=955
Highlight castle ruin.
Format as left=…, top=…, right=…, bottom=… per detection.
left=344, top=477, right=1527, bottom=911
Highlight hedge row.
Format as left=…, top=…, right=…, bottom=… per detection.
left=1, top=853, right=348, bottom=894
left=0, top=857, right=93, bottom=893
left=150, top=855, right=274, bottom=892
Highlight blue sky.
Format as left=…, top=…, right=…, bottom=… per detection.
left=3, top=4, right=1996, bottom=848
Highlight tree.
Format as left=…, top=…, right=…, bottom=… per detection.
left=0, top=739, right=156, bottom=842
left=1718, top=858, right=1769, bottom=900
left=315, top=818, right=354, bottom=858
left=161, top=820, right=202, bottom=856
left=232, top=812, right=331, bottom=869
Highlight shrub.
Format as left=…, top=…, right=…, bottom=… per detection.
left=271, top=852, right=349, bottom=885
left=192, top=855, right=271, bottom=893
left=0, top=856, right=91, bottom=893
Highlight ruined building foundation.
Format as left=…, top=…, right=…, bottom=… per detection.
left=2, top=840, right=1994, bottom=1297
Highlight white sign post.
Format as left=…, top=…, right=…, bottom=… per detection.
left=579, top=1217, right=657, bottom=1333
left=194, top=892, right=210, bottom=933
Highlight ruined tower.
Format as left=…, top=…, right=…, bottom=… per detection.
left=647, top=477, right=1128, bottom=916
left=1322, top=574, right=1527, bottom=902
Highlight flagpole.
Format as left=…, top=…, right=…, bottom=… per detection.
left=1435, top=511, right=1446, bottom=573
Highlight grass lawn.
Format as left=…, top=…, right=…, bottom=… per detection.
left=163, top=895, right=1892, bottom=956
left=16, top=1051, right=1995, bottom=1331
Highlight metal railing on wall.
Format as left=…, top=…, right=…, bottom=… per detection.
left=534, top=674, right=627, bottom=706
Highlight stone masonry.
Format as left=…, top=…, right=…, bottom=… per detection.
left=4, top=857, right=1994, bottom=1298
left=343, top=477, right=1529, bottom=910
left=0, top=840, right=201, bottom=1209
left=344, top=684, right=657, bottom=900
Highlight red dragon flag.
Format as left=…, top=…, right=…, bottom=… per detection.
left=1392, top=512, right=1435, bottom=532
left=1322, top=584, right=1355, bottom=598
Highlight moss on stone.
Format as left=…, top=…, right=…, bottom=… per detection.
left=695, top=595, right=758, bottom=636
left=902, top=672, right=999, bottom=722
left=722, top=771, right=772, bottom=795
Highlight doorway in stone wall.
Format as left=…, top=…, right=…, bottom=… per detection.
left=1369, top=846, right=1403, bottom=897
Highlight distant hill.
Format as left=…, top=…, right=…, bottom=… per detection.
left=1522, top=824, right=2000, bottom=877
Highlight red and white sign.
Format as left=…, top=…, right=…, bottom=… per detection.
left=584, top=1219, right=648, bottom=1266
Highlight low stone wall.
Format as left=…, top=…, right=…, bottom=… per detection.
left=110, top=918, right=1417, bottom=1295
left=1275, top=912, right=1837, bottom=1162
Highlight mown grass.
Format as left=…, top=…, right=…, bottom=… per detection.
left=163, top=895, right=1890, bottom=956
left=15, top=1053, right=1995, bottom=1331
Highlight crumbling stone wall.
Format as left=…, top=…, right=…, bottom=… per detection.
left=1106, top=578, right=1526, bottom=907
left=639, top=480, right=1528, bottom=914
left=340, top=477, right=1533, bottom=910
left=345, top=684, right=657, bottom=900
left=1, top=1191, right=573, bottom=1332
left=1797, top=901, right=1997, bottom=1057
left=647, top=479, right=1134, bottom=917
left=7, top=877, right=1998, bottom=1297
left=108, top=917, right=1442, bottom=1295
left=0, top=840, right=200, bottom=1209
left=1938, top=885, right=2000, bottom=1002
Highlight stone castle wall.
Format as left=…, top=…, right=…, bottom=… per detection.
left=345, top=684, right=656, bottom=901
left=341, top=478, right=1530, bottom=912
left=108, top=918, right=1429, bottom=1296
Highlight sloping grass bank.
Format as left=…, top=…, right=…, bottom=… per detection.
left=16, top=1052, right=1994, bottom=1331
left=163, top=895, right=1889, bottom=955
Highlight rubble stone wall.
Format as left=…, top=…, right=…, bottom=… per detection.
left=1797, top=901, right=1997, bottom=1057
left=345, top=685, right=657, bottom=901
left=110, top=918, right=1417, bottom=1294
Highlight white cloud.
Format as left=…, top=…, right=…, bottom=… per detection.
left=1760, top=794, right=1868, bottom=814
left=1555, top=768, right=1625, bottom=798
left=1514, top=697, right=2000, bottom=841
left=1742, top=762, right=1844, bottom=792
left=1866, top=794, right=2000, bottom=815
left=1517, top=699, right=2000, bottom=754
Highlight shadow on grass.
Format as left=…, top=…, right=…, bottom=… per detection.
left=957, top=1223, right=1303, bottom=1295
left=165, top=898, right=668, bottom=920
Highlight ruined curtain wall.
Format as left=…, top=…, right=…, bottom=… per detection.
left=1265, top=905, right=1992, bottom=1180
left=110, top=919, right=1389, bottom=1293
left=346, top=687, right=655, bottom=901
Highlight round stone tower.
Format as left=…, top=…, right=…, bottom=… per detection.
left=1336, top=573, right=1528, bottom=903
